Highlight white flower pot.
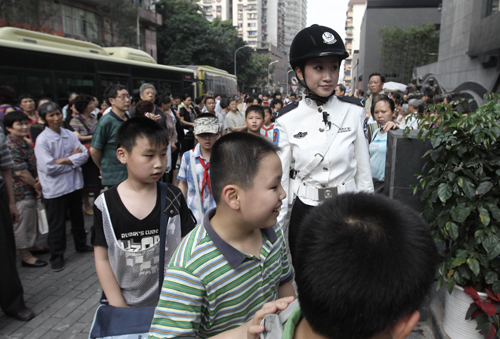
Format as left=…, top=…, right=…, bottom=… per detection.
left=443, top=285, right=487, bottom=339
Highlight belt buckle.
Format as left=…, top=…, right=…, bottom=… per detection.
left=317, top=187, right=338, bottom=201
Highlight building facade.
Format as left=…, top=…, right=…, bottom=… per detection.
left=354, top=0, right=441, bottom=92
left=0, top=0, right=162, bottom=61
left=415, top=0, right=500, bottom=105
left=343, top=0, right=366, bottom=93
left=283, top=0, right=307, bottom=54
left=201, top=0, right=232, bottom=21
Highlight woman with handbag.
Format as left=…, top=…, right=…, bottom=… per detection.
left=70, top=94, right=100, bottom=215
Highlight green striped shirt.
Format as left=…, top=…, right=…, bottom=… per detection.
left=148, top=209, right=294, bottom=339
left=91, top=111, right=127, bottom=186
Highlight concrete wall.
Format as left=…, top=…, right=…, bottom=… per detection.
left=357, top=6, right=441, bottom=92
left=352, top=2, right=366, bottom=51
left=415, top=0, right=500, bottom=103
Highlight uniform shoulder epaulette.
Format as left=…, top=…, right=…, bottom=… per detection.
left=337, top=96, right=365, bottom=107
left=276, top=101, right=299, bottom=118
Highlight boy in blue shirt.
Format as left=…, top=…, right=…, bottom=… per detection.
left=177, top=113, right=219, bottom=224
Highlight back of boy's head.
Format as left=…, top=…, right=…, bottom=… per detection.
left=211, top=133, right=279, bottom=204
left=294, top=193, right=439, bottom=339
left=245, top=105, right=264, bottom=119
left=4, top=111, right=29, bottom=130
left=116, top=117, right=169, bottom=153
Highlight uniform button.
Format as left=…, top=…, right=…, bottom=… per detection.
left=323, top=167, right=328, bottom=171
left=319, top=128, right=325, bottom=132
left=318, top=107, right=323, bottom=113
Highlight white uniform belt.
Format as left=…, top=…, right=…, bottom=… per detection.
left=296, top=179, right=356, bottom=202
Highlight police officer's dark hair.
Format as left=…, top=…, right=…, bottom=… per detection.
left=336, top=84, right=346, bottom=93
left=73, top=94, right=94, bottom=114
left=270, top=98, right=282, bottom=109
left=369, top=72, right=385, bottom=83
left=245, top=105, right=264, bottom=119
left=3, top=111, right=29, bottom=131
left=294, top=192, right=439, bottom=339
left=116, top=117, right=169, bottom=153
left=211, top=133, right=279, bottom=204
left=38, top=102, right=61, bottom=121
left=370, top=94, right=395, bottom=116
left=103, top=84, right=128, bottom=106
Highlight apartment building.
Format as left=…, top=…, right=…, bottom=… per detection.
left=343, top=0, right=366, bottom=93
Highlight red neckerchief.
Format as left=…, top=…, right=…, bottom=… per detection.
left=194, top=148, right=211, bottom=196
left=262, top=124, right=274, bottom=137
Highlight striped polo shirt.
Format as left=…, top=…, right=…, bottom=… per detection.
left=90, top=111, right=128, bottom=186
left=148, top=209, right=294, bottom=339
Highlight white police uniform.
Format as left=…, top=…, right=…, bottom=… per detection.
left=274, top=94, right=374, bottom=228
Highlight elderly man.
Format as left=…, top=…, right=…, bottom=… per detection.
left=132, top=83, right=167, bottom=127
left=365, top=73, right=385, bottom=116
left=335, top=84, right=346, bottom=96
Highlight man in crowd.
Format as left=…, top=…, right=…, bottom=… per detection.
left=133, top=84, right=167, bottom=127
left=366, top=73, right=385, bottom=116
left=91, top=84, right=130, bottom=187
left=335, top=84, right=346, bottom=96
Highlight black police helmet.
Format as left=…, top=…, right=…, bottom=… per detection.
left=289, top=25, right=349, bottom=71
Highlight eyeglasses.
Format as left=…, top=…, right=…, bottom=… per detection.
left=116, top=94, right=131, bottom=100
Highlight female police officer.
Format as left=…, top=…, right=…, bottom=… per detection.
left=274, top=25, right=374, bottom=258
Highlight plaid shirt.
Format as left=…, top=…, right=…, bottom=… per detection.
left=177, top=144, right=216, bottom=225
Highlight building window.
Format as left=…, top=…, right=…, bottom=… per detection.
left=204, top=6, right=212, bottom=12
left=486, top=0, right=499, bottom=16
left=217, top=6, right=221, bottom=12
left=238, top=23, right=243, bottom=28
left=62, top=4, right=98, bottom=40
left=248, top=40, right=257, bottom=45
left=248, top=22, right=257, bottom=27
left=246, top=4, right=257, bottom=10
left=206, top=15, right=213, bottom=20
left=238, top=13, right=243, bottom=19
left=247, top=13, right=257, bottom=19
left=248, top=31, right=257, bottom=36
left=238, top=4, right=243, bottom=11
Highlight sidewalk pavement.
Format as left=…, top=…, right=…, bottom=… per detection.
left=0, top=212, right=100, bottom=339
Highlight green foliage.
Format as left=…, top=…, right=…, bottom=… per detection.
left=155, top=0, right=270, bottom=91
left=407, top=94, right=500, bottom=294
left=95, top=0, right=138, bottom=47
left=0, top=0, right=59, bottom=32
left=379, top=24, right=439, bottom=85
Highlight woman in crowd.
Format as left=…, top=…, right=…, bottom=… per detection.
left=18, top=94, right=38, bottom=126
left=157, top=94, right=178, bottom=183
left=70, top=94, right=100, bottom=215
left=369, top=95, right=398, bottom=193
left=30, top=98, right=51, bottom=145
left=178, top=94, right=196, bottom=152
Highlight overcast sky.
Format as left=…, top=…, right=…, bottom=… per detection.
left=306, top=0, right=350, bottom=80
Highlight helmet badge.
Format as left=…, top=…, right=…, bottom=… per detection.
left=322, top=32, right=337, bottom=45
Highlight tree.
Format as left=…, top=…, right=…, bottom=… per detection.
left=379, top=24, right=439, bottom=85
left=0, top=0, right=59, bottom=32
left=95, top=0, right=138, bottom=47
left=155, top=0, right=271, bottom=91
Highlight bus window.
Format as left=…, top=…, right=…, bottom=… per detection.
left=56, top=73, right=96, bottom=106
left=26, top=71, right=53, bottom=100
left=159, top=81, right=182, bottom=97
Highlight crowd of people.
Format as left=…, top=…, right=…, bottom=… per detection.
left=0, top=24, right=442, bottom=339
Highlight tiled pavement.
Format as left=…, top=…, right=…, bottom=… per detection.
left=0, top=213, right=99, bottom=339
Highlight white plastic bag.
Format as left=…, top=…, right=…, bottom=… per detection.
left=37, top=199, right=48, bottom=235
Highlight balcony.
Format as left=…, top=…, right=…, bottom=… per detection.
left=138, top=7, right=162, bottom=26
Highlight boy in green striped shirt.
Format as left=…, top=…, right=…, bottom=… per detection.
left=149, top=133, right=296, bottom=339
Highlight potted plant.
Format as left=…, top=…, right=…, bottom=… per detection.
left=464, top=286, right=500, bottom=339
left=406, top=93, right=500, bottom=339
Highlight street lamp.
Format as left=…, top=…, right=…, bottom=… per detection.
left=234, top=45, right=252, bottom=77
left=268, top=60, right=279, bottom=92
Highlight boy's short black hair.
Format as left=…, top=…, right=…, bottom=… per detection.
left=211, top=133, right=279, bottom=204
left=3, top=111, right=29, bottom=130
left=294, top=193, right=439, bottom=339
left=116, top=117, right=169, bottom=153
left=245, top=105, right=264, bottom=119
left=104, top=84, right=127, bottom=106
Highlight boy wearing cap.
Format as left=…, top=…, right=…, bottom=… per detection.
left=177, top=114, right=219, bottom=224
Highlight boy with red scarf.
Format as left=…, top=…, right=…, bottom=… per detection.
left=178, top=114, right=218, bottom=224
